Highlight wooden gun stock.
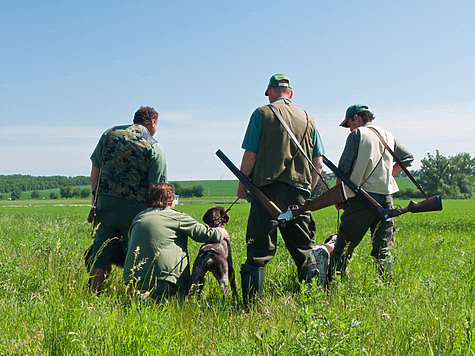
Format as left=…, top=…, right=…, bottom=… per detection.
left=388, top=195, right=443, bottom=218
left=291, top=182, right=347, bottom=217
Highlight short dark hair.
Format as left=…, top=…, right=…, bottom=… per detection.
left=134, top=106, right=158, bottom=125
left=355, top=110, right=375, bottom=124
left=146, top=183, right=175, bottom=208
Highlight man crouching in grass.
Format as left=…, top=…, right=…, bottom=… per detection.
left=123, top=183, right=230, bottom=301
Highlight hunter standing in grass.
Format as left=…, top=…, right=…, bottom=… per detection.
left=328, top=104, right=414, bottom=283
left=237, top=73, right=325, bottom=303
left=88, top=106, right=167, bottom=291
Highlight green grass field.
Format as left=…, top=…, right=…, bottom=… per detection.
left=0, top=196, right=473, bottom=355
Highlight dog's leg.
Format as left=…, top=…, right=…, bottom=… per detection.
left=189, top=256, right=208, bottom=295
left=211, top=262, right=229, bottom=299
left=227, top=252, right=238, bottom=298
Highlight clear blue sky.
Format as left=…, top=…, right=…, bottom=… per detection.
left=1, top=0, right=474, bottom=180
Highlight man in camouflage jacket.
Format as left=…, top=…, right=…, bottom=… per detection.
left=88, top=106, right=167, bottom=291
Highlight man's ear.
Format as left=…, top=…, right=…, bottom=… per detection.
left=289, top=90, right=293, bottom=99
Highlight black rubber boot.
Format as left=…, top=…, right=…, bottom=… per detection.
left=298, top=263, right=319, bottom=284
left=377, top=261, right=392, bottom=282
left=240, top=264, right=264, bottom=305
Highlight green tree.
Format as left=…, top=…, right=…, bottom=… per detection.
left=31, top=190, right=40, bottom=199
left=60, top=186, right=74, bottom=198
left=11, top=188, right=22, bottom=200
left=49, top=192, right=59, bottom=199
left=80, top=188, right=91, bottom=198
left=72, top=187, right=81, bottom=197
left=191, top=185, right=204, bottom=197
left=419, top=151, right=474, bottom=199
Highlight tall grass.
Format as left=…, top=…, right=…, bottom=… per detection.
left=0, top=199, right=473, bottom=355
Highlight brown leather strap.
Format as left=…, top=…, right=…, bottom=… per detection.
left=368, top=127, right=427, bottom=198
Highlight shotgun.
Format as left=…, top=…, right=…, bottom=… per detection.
left=322, top=155, right=442, bottom=219
left=215, top=150, right=284, bottom=225
left=277, top=181, right=347, bottom=221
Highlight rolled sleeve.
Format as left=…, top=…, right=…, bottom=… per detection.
left=148, top=143, right=168, bottom=184
left=241, top=109, right=262, bottom=153
left=338, top=130, right=360, bottom=175
left=312, top=128, right=325, bottom=157
left=394, top=140, right=414, bottom=167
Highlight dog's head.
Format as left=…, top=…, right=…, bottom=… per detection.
left=203, top=206, right=229, bottom=227
left=324, top=234, right=338, bottom=247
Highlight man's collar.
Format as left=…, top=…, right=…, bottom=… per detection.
left=271, top=97, right=291, bottom=103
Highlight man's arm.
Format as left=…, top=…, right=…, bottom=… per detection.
left=237, top=150, right=256, bottom=199
left=311, top=156, right=323, bottom=190
left=91, top=165, right=100, bottom=192
left=392, top=140, right=414, bottom=176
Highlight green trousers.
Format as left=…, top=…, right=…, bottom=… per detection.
left=330, top=193, right=395, bottom=274
left=89, top=195, right=145, bottom=270
left=245, top=182, right=317, bottom=273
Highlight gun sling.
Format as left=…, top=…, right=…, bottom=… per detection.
left=367, top=127, right=427, bottom=198
left=268, top=104, right=330, bottom=190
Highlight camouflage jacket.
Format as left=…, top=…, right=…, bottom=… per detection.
left=91, top=124, right=167, bottom=203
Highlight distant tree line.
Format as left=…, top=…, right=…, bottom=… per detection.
left=171, top=182, right=204, bottom=198
left=0, top=175, right=89, bottom=194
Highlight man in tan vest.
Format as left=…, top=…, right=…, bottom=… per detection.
left=237, top=74, right=325, bottom=303
left=328, top=104, right=413, bottom=283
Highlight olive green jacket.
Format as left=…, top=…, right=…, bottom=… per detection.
left=124, top=207, right=223, bottom=294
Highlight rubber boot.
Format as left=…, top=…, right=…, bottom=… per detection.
left=240, top=264, right=264, bottom=305
left=377, top=261, right=392, bottom=283
left=299, top=263, right=319, bottom=284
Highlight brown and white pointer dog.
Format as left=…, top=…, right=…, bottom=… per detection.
left=188, top=206, right=237, bottom=298
left=312, top=234, right=338, bottom=286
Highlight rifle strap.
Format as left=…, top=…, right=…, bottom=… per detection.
left=268, top=104, right=330, bottom=190
left=367, top=127, right=427, bottom=198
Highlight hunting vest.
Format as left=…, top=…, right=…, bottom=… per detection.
left=346, top=124, right=399, bottom=198
left=252, top=99, right=315, bottom=190
left=99, top=124, right=156, bottom=203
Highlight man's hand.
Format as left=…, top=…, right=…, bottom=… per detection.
left=237, top=182, right=248, bottom=199
left=335, top=202, right=346, bottom=210
left=217, top=227, right=230, bottom=242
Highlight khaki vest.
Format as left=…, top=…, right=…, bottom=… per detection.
left=252, top=99, right=315, bottom=190
left=345, top=124, right=399, bottom=198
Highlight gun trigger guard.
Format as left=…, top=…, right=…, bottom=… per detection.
left=277, top=209, right=293, bottom=222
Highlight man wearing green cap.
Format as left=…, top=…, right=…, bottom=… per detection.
left=237, top=73, right=325, bottom=303
left=328, top=104, right=413, bottom=283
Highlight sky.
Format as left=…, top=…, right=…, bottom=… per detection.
left=1, top=0, right=474, bottom=181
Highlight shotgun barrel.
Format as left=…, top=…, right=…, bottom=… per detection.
left=216, top=149, right=283, bottom=222
left=322, top=155, right=390, bottom=219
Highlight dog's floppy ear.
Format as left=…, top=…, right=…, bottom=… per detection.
left=218, top=206, right=230, bottom=224
left=202, top=207, right=215, bottom=226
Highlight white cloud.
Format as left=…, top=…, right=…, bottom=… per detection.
left=1, top=105, right=473, bottom=178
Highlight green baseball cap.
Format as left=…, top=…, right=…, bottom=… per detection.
left=265, top=73, right=292, bottom=96
left=340, top=104, right=370, bottom=127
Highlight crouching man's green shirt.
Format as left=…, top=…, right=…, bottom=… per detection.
left=124, top=207, right=223, bottom=295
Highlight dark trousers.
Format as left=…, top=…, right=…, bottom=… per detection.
left=331, top=193, right=395, bottom=274
left=245, top=182, right=317, bottom=273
